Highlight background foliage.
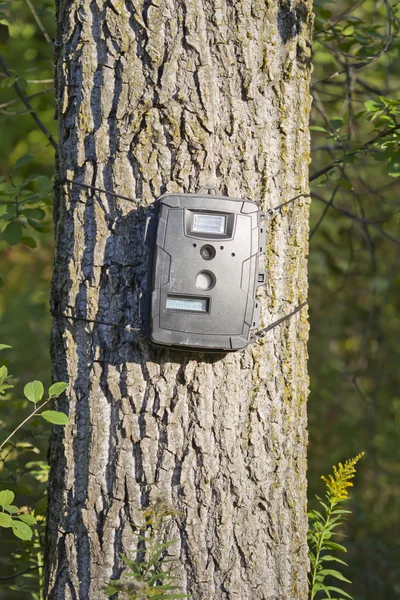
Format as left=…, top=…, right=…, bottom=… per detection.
left=0, top=0, right=399, bottom=598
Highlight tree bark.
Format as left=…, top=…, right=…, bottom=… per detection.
left=46, top=0, right=313, bottom=598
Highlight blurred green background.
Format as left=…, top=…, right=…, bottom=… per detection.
left=0, top=0, right=399, bottom=598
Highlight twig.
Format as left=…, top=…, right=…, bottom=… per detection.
left=24, top=0, right=52, bottom=44
left=0, top=54, right=57, bottom=150
left=0, top=88, right=52, bottom=109
left=309, top=182, right=340, bottom=240
left=26, top=78, right=54, bottom=84
left=0, top=566, right=40, bottom=581
left=0, top=398, right=51, bottom=451
left=312, top=193, right=400, bottom=245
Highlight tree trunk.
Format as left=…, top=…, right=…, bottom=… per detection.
left=46, top=0, right=313, bottom=598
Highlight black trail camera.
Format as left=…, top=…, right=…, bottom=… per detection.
left=143, top=187, right=266, bottom=352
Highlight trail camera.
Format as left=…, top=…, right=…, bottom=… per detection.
left=144, top=187, right=266, bottom=352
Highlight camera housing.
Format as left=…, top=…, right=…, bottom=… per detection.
left=143, top=190, right=266, bottom=352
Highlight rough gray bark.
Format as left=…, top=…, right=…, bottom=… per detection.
left=46, top=0, right=313, bottom=598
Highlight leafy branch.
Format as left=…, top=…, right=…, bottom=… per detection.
left=0, top=378, right=69, bottom=452
left=310, top=123, right=400, bottom=182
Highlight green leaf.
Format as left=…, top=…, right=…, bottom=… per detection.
left=316, top=496, right=329, bottom=511
left=18, top=514, right=36, bottom=526
left=0, top=489, right=15, bottom=506
left=0, top=365, right=7, bottom=382
left=319, top=569, right=351, bottom=583
left=341, top=24, right=354, bottom=36
left=13, top=154, right=34, bottom=170
left=388, top=163, right=400, bottom=177
left=310, top=126, right=330, bottom=132
left=330, top=117, right=344, bottom=130
left=324, top=540, right=347, bottom=552
left=313, top=582, right=331, bottom=594
left=21, top=236, right=37, bottom=248
left=0, top=22, right=9, bottom=44
left=22, top=208, right=46, bottom=220
left=12, top=520, right=33, bottom=541
left=4, top=504, right=19, bottom=514
left=320, top=555, right=348, bottom=566
left=6, top=203, right=17, bottom=218
left=308, top=509, right=324, bottom=521
left=324, top=586, right=353, bottom=599
left=337, top=179, right=353, bottom=190
left=41, top=410, right=69, bottom=425
left=331, top=509, right=352, bottom=515
left=0, top=382, right=13, bottom=394
left=24, top=380, right=44, bottom=404
left=0, top=344, right=11, bottom=351
left=0, top=512, right=13, bottom=528
left=34, top=496, right=47, bottom=516
left=0, top=74, right=17, bottom=89
left=48, top=382, right=68, bottom=398
left=27, top=218, right=50, bottom=233
left=2, top=220, right=23, bottom=245
left=364, top=100, right=379, bottom=112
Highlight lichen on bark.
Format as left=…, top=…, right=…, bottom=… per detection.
left=46, top=0, right=313, bottom=598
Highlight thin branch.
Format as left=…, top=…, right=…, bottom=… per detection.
left=0, top=88, right=52, bottom=109
left=0, top=566, right=40, bottom=581
left=24, top=0, right=52, bottom=44
left=0, top=55, right=57, bottom=150
left=312, top=193, right=400, bottom=245
left=26, top=78, right=54, bottom=84
left=354, top=76, right=385, bottom=96
left=309, top=182, right=340, bottom=240
left=0, top=398, right=51, bottom=451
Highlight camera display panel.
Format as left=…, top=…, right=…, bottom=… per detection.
left=165, top=295, right=209, bottom=313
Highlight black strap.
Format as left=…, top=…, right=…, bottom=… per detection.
left=55, top=178, right=309, bottom=214
left=51, top=310, right=142, bottom=332
left=51, top=303, right=307, bottom=341
left=252, top=301, right=307, bottom=340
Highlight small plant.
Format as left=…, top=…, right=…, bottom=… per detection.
left=308, top=452, right=365, bottom=600
left=105, top=498, right=187, bottom=599
left=0, top=362, right=68, bottom=537
left=0, top=343, right=69, bottom=598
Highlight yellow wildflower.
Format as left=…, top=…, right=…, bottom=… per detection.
left=321, top=452, right=365, bottom=501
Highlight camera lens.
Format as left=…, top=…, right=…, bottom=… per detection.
left=200, top=245, right=216, bottom=260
